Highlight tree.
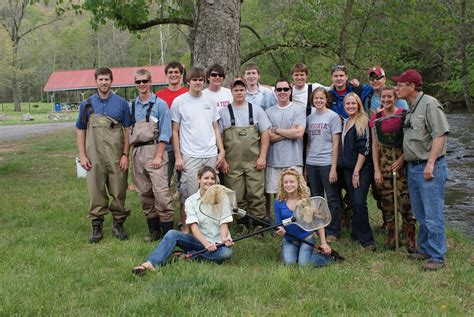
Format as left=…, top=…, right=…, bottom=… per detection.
left=1, top=0, right=61, bottom=111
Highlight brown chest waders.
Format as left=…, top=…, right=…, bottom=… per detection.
left=86, top=114, right=129, bottom=220
left=129, top=102, right=174, bottom=225
left=223, top=103, right=265, bottom=221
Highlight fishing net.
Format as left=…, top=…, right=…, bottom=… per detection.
left=200, top=185, right=237, bottom=221
left=293, top=197, right=332, bottom=231
left=373, top=113, right=406, bottom=148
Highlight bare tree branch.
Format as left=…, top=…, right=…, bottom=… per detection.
left=129, top=17, right=194, bottom=31
left=241, top=24, right=284, bottom=77
left=19, top=17, right=64, bottom=40
left=241, top=41, right=327, bottom=65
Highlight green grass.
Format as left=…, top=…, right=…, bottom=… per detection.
left=0, top=129, right=473, bottom=316
left=0, top=102, right=76, bottom=125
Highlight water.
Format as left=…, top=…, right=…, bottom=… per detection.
left=445, top=113, right=474, bottom=239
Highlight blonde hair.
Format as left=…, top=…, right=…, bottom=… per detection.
left=344, top=92, right=368, bottom=136
left=277, top=168, right=310, bottom=201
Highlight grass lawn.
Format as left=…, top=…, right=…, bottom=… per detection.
left=0, top=129, right=472, bottom=316
left=0, top=102, right=76, bottom=125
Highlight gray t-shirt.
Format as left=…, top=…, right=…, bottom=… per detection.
left=306, top=109, right=342, bottom=166
left=219, top=102, right=272, bottom=132
left=265, top=103, right=306, bottom=167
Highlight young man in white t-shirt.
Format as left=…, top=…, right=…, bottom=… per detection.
left=202, top=63, right=233, bottom=110
left=171, top=67, right=225, bottom=233
left=291, top=63, right=329, bottom=111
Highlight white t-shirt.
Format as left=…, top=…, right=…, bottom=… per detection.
left=218, top=102, right=272, bottom=132
left=203, top=87, right=233, bottom=110
left=171, top=92, right=219, bottom=157
left=292, top=83, right=329, bottom=108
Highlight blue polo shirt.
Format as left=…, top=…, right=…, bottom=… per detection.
left=76, top=92, right=132, bottom=130
left=274, top=200, right=311, bottom=242
left=131, top=94, right=172, bottom=144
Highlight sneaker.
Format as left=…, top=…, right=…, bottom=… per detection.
left=326, top=235, right=338, bottom=242
left=253, top=225, right=264, bottom=239
left=407, top=252, right=430, bottom=261
left=362, top=244, right=376, bottom=252
left=236, top=224, right=249, bottom=237
left=421, top=261, right=445, bottom=271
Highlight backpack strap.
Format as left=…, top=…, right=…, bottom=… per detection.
left=248, top=102, right=254, bottom=125
left=81, top=98, right=93, bottom=124
left=306, top=84, right=313, bottom=117
left=227, top=104, right=236, bottom=127
left=145, top=101, right=154, bottom=122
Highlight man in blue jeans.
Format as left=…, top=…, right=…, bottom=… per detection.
left=393, top=69, right=449, bottom=271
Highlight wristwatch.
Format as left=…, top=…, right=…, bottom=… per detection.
left=122, top=152, right=128, bottom=157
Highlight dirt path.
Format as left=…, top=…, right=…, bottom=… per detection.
left=0, top=122, right=75, bottom=142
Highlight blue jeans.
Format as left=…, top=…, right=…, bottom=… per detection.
left=147, top=230, right=232, bottom=267
left=407, top=157, right=448, bottom=262
left=281, top=238, right=333, bottom=267
left=306, top=164, right=342, bottom=237
left=343, top=166, right=374, bottom=246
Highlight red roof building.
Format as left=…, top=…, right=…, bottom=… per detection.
left=43, top=65, right=169, bottom=92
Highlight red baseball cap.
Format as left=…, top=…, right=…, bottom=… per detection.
left=367, top=66, right=385, bottom=77
left=230, top=78, right=247, bottom=89
left=392, top=69, right=423, bottom=86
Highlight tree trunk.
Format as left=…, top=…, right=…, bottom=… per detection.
left=459, top=0, right=472, bottom=112
left=338, top=0, right=354, bottom=65
left=192, top=0, right=241, bottom=86
left=12, top=43, right=22, bottom=112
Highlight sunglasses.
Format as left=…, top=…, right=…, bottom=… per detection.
left=369, top=75, right=384, bottom=81
left=331, top=64, right=347, bottom=73
left=135, top=79, right=150, bottom=84
left=210, top=73, right=225, bottom=78
left=275, top=87, right=291, bottom=92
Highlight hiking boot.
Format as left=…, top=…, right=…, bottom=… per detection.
left=407, top=252, right=429, bottom=261
left=112, top=219, right=128, bottom=241
left=89, top=219, right=104, bottom=244
left=144, top=218, right=161, bottom=242
left=326, top=235, right=338, bottom=242
left=421, top=261, right=445, bottom=271
left=404, top=224, right=417, bottom=254
left=160, top=221, right=174, bottom=237
left=362, top=243, right=376, bottom=252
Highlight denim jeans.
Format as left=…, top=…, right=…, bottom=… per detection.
left=306, top=164, right=342, bottom=237
left=407, top=157, right=448, bottom=262
left=147, top=230, right=232, bottom=267
left=343, top=166, right=375, bottom=246
left=281, top=238, right=333, bottom=267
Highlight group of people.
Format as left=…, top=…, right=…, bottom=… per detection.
left=76, top=61, right=449, bottom=272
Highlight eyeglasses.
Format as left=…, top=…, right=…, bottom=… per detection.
left=275, top=87, right=291, bottom=92
left=135, top=79, right=150, bottom=84
left=210, top=73, right=225, bottom=78
left=331, top=64, right=347, bottom=73
left=369, top=76, right=384, bottom=81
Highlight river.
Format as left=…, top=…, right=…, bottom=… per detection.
left=445, top=113, right=473, bottom=239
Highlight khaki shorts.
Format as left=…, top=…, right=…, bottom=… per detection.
left=180, top=155, right=218, bottom=203
left=265, top=166, right=303, bottom=194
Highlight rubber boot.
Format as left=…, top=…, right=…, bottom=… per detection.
left=89, top=219, right=104, bottom=244
left=160, top=221, right=174, bottom=237
left=385, top=221, right=396, bottom=250
left=112, top=219, right=128, bottom=241
left=404, top=224, right=417, bottom=254
left=144, top=218, right=161, bottom=242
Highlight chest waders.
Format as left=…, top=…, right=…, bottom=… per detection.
left=223, top=103, right=265, bottom=221
left=129, top=102, right=174, bottom=241
left=85, top=114, right=129, bottom=221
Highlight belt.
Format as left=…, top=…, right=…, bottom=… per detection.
left=409, top=155, right=444, bottom=165
left=133, top=140, right=156, bottom=147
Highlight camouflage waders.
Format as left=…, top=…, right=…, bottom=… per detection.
left=377, top=145, right=416, bottom=251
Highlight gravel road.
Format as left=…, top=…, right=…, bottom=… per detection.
left=0, top=122, right=76, bottom=142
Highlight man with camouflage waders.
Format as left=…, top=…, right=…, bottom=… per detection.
left=76, top=68, right=132, bottom=243
left=219, top=78, right=271, bottom=236
left=130, top=69, right=174, bottom=242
